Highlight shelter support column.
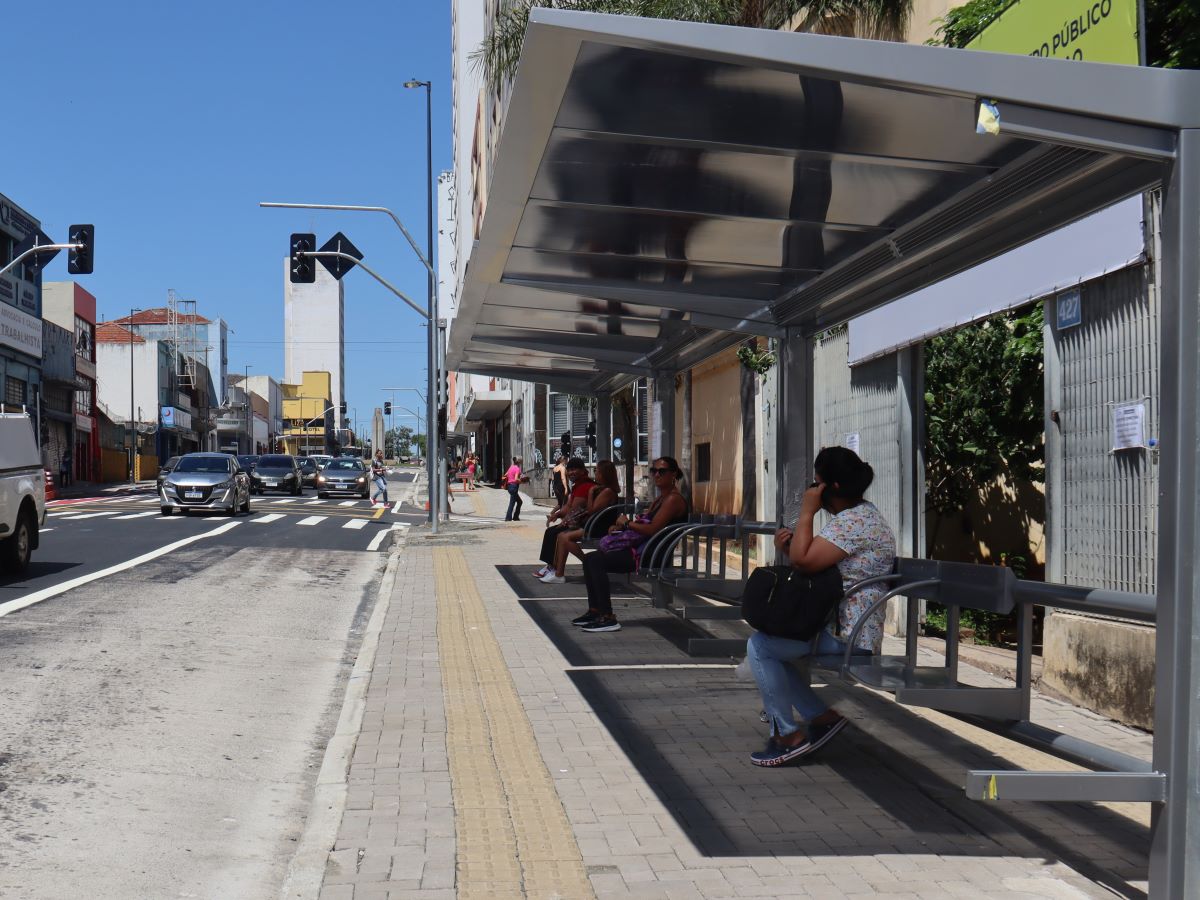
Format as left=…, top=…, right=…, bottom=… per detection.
left=892, top=345, right=925, bottom=639
left=652, top=370, right=676, bottom=460
left=595, top=395, right=612, bottom=462
left=775, top=327, right=814, bottom=541
left=1151, top=128, right=1200, bottom=900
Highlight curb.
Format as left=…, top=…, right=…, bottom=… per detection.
left=278, top=529, right=408, bottom=900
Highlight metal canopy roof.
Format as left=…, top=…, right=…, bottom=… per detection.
left=449, top=8, right=1199, bottom=393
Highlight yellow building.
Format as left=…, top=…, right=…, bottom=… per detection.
left=280, top=371, right=333, bottom=456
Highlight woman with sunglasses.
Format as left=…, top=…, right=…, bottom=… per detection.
left=575, top=457, right=688, bottom=633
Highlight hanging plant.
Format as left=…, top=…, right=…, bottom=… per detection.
left=737, top=344, right=776, bottom=380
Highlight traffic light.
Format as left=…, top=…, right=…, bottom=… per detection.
left=289, top=233, right=316, bottom=284
left=340, top=401, right=348, bottom=418
left=67, top=224, right=95, bottom=275
left=586, top=419, right=597, bottom=451
left=383, top=401, right=391, bottom=415
left=438, top=406, right=447, bottom=442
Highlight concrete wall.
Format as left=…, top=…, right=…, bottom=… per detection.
left=1042, top=612, right=1156, bottom=731
left=97, top=339, right=164, bottom=427
left=908, top=0, right=955, bottom=45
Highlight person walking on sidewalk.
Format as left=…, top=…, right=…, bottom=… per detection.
left=371, top=450, right=389, bottom=506
left=504, top=456, right=526, bottom=521
left=575, top=457, right=687, bottom=632
left=747, top=446, right=896, bottom=767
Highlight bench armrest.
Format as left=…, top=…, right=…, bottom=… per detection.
left=654, top=521, right=738, bottom=578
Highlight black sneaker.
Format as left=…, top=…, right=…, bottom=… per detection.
left=581, top=615, right=621, bottom=633
left=795, top=715, right=848, bottom=757
left=571, top=611, right=600, bottom=627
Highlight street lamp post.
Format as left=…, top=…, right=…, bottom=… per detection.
left=129, top=307, right=141, bottom=484
left=243, top=365, right=253, bottom=454
left=404, top=77, right=439, bottom=529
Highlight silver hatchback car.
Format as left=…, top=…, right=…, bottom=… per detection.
left=160, top=452, right=251, bottom=516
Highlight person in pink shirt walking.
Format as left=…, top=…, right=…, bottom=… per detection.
left=504, top=456, right=525, bottom=521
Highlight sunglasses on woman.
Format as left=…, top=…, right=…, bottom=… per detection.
left=649, top=467, right=674, bottom=476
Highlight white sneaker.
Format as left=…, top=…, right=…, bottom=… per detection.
left=533, top=565, right=550, bottom=578
left=539, top=573, right=566, bottom=584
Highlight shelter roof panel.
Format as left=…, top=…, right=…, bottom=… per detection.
left=447, top=9, right=1200, bottom=390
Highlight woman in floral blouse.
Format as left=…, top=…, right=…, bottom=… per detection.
left=747, top=446, right=896, bottom=767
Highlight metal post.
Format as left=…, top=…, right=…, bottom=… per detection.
left=775, top=328, right=814, bottom=541
left=129, top=307, right=139, bottom=483
left=1150, top=128, right=1200, bottom=900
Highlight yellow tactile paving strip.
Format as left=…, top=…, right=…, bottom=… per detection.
left=434, top=547, right=594, bottom=900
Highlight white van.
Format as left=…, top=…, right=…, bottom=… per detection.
left=0, top=414, right=47, bottom=572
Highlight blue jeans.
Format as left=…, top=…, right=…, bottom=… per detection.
left=505, top=483, right=523, bottom=520
left=372, top=476, right=388, bottom=502
left=747, top=630, right=872, bottom=737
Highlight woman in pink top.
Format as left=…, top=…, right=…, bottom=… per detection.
left=504, top=456, right=524, bottom=521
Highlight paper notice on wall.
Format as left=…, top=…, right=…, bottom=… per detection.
left=843, top=432, right=861, bottom=455
left=1112, top=402, right=1146, bottom=451
left=649, top=401, right=663, bottom=461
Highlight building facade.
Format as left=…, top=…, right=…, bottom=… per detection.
left=283, top=259, right=345, bottom=430
left=280, top=371, right=334, bottom=457
left=0, top=192, right=45, bottom=426
left=43, top=281, right=99, bottom=481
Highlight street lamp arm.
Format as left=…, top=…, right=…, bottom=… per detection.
left=301, top=251, right=429, bottom=320
left=0, top=243, right=80, bottom=279
left=259, top=202, right=432, bottom=275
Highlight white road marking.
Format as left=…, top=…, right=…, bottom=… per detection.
left=0, top=521, right=243, bottom=620
left=250, top=514, right=285, bottom=524
left=273, top=498, right=301, bottom=504
left=58, top=512, right=119, bottom=520
left=338, top=500, right=356, bottom=507
left=391, top=500, right=403, bottom=514
left=342, top=519, right=368, bottom=530
left=367, top=524, right=406, bottom=552
left=296, top=516, right=326, bottom=526
left=111, top=511, right=160, bottom=520
left=40, top=528, right=53, bottom=533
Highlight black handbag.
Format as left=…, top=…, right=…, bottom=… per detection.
left=741, top=565, right=844, bottom=640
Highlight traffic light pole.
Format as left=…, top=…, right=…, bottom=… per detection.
left=0, top=242, right=80, bottom=278
left=263, top=196, right=442, bottom=533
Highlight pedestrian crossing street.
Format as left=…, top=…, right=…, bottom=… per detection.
left=45, top=495, right=410, bottom=540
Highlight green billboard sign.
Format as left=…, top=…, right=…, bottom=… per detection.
left=966, top=0, right=1139, bottom=65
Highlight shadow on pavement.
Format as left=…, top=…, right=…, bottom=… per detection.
left=501, top=567, right=1149, bottom=893
left=0, top=561, right=82, bottom=587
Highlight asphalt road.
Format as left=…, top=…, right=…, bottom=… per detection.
left=0, top=486, right=422, bottom=898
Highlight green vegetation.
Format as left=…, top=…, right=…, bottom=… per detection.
left=924, top=303, right=1044, bottom=518
left=932, top=0, right=1200, bottom=69
left=473, top=1, right=915, bottom=90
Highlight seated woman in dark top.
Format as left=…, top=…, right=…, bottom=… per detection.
left=575, top=457, right=688, bottom=633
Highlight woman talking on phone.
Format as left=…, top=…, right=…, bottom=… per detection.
left=748, top=446, right=895, bottom=767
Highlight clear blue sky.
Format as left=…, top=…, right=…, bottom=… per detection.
left=4, top=0, right=451, bottom=438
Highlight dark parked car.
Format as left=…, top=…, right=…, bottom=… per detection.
left=250, top=454, right=302, bottom=495
left=159, top=453, right=251, bottom=516
left=157, top=456, right=180, bottom=492
left=298, top=456, right=319, bottom=488
left=315, top=458, right=369, bottom=499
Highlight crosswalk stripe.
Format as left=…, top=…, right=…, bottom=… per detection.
left=338, top=500, right=356, bottom=507
left=59, top=512, right=119, bottom=520
left=273, top=498, right=301, bottom=504
left=296, top=515, right=326, bottom=526
left=112, top=511, right=160, bottom=520
left=342, top=519, right=369, bottom=530
left=251, top=514, right=285, bottom=524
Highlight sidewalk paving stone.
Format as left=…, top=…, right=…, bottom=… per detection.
left=313, top=484, right=1150, bottom=899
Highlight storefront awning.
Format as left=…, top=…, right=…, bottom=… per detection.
left=448, top=9, right=1196, bottom=392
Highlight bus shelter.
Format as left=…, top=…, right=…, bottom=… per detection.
left=446, top=10, right=1200, bottom=896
